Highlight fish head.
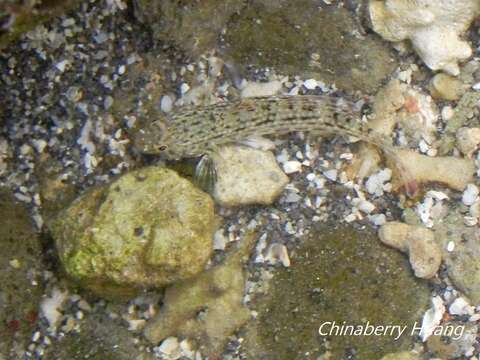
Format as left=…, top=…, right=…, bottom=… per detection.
left=134, top=120, right=171, bottom=155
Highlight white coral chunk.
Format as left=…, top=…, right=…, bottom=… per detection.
left=369, top=0, right=480, bottom=75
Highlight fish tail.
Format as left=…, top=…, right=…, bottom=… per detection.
left=376, top=141, right=419, bottom=198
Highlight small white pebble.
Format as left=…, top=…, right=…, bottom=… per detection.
left=462, top=184, right=479, bottom=206
left=323, top=169, right=337, bottom=182
left=283, top=161, right=302, bottom=174
left=344, top=213, right=357, bottom=222
left=180, top=83, right=190, bottom=94
left=160, top=95, right=173, bottom=113
left=303, top=78, right=317, bottom=90
left=368, top=214, right=386, bottom=226
left=213, top=230, right=227, bottom=251
left=358, top=200, right=375, bottom=214
left=469, top=313, right=480, bottom=322
left=446, top=241, right=455, bottom=252
left=441, top=106, right=454, bottom=121
left=158, top=337, right=180, bottom=356
left=118, top=65, right=126, bottom=75
left=449, top=297, right=474, bottom=316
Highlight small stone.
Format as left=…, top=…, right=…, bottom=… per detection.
left=447, top=241, right=455, bottom=252
left=378, top=222, right=442, bottom=279
left=462, top=184, right=479, bottom=206
left=419, top=296, right=445, bottom=341
left=158, top=337, right=181, bottom=358
left=213, top=230, right=227, bottom=251
left=41, top=288, right=68, bottom=329
left=50, top=167, right=215, bottom=298
left=240, top=80, right=283, bottom=98
left=9, top=258, right=20, bottom=268
left=323, top=169, right=337, bottom=182
left=303, top=79, right=317, bottom=90
left=449, top=297, right=474, bottom=316
left=265, top=244, right=290, bottom=267
left=283, top=161, right=302, bottom=174
left=430, top=73, right=465, bottom=100
left=357, top=200, right=375, bottom=214
left=160, top=95, right=174, bottom=113
left=214, top=146, right=289, bottom=206
left=456, top=127, right=480, bottom=158
left=180, top=83, right=190, bottom=94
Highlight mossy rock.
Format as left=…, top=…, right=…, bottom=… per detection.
left=225, top=2, right=396, bottom=93
left=0, top=191, right=44, bottom=359
left=243, top=225, right=430, bottom=359
left=50, top=166, right=216, bottom=299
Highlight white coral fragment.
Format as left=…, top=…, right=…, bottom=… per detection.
left=369, top=0, right=480, bottom=75
left=419, top=296, right=445, bottom=342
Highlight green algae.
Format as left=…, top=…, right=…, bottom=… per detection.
left=244, top=225, right=431, bottom=359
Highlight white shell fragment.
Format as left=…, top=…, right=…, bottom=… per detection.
left=419, top=296, right=445, bottom=342
left=41, top=288, right=68, bottom=329
left=265, top=244, right=291, bottom=267
left=283, top=160, right=303, bottom=174
left=449, top=297, right=475, bottom=316
left=462, top=184, right=479, bottom=206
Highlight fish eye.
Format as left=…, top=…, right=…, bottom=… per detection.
left=158, top=145, right=168, bottom=151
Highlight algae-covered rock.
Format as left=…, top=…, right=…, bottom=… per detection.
left=433, top=208, right=480, bottom=305
left=144, top=232, right=257, bottom=360
left=225, top=2, right=396, bottom=93
left=426, top=321, right=477, bottom=359
left=381, top=351, right=421, bottom=360
left=243, top=225, right=430, bottom=359
left=50, top=166, right=216, bottom=298
left=133, top=0, right=244, bottom=57
left=0, top=0, right=81, bottom=49
left=0, top=191, right=43, bottom=359
left=42, top=308, right=157, bottom=360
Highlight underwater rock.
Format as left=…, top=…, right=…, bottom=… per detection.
left=0, top=0, right=81, bottom=49
left=242, top=225, right=430, bottom=359
left=369, top=0, right=480, bottom=75
left=133, top=0, right=244, bottom=57
left=427, top=321, right=477, bottom=359
left=380, top=351, right=421, bottom=360
left=389, top=149, right=475, bottom=192
left=0, top=191, right=43, bottom=359
left=429, top=73, right=466, bottom=101
left=378, top=221, right=441, bottom=279
left=50, top=167, right=216, bottom=298
left=214, top=145, right=289, bottom=207
left=456, top=127, right=480, bottom=158
left=225, top=2, right=396, bottom=93
left=144, top=232, right=256, bottom=360
left=434, top=208, right=480, bottom=305
left=439, top=91, right=480, bottom=155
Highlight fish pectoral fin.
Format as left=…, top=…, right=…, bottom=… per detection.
left=194, top=153, right=218, bottom=194
left=238, top=135, right=276, bottom=151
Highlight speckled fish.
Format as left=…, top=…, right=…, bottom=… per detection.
left=134, top=95, right=416, bottom=195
